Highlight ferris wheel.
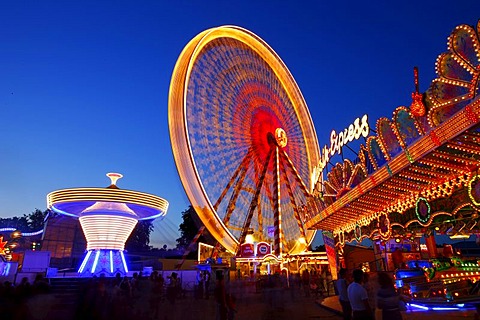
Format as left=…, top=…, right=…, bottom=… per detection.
left=169, top=26, right=320, bottom=255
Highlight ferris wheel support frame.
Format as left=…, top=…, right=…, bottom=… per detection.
left=234, top=139, right=313, bottom=257
left=237, top=148, right=274, bottom=247
left=280, top=158, right=307, bottom=240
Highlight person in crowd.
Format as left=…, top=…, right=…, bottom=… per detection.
left=196, top=269, right=205, bottom=299
left=120, top=275, right=131, bottom=299
left=336, top=268, right=352, bottom=320
left=204, top=270, right=211, bottom=299
left=347, top=269, right=372, bottom=320
left=214, top=270, right=228, bottom=320
left=363, top=272, right=377, bottom=319
left=167, top=272, right=179, bottom=305
left=392, top=248, right=404, bottom=269
left=149, top=271, right=163, bottom=319
left=302, top=270, right=311, bottom=297
left=376, top=272, right=403, bottom=320
left=226, top=291, right=237, bottom=320
left=310, top=270, right=321, bottom=298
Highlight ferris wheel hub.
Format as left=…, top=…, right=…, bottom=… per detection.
left=275, top=128, right=288, bottom=148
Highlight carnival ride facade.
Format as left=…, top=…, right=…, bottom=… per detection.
left=306, top=20, right=480, bottom=251
left=47, top=173, right=169, bottom=276
left=304, top=20, right=480, bottom=308
left=168, top=26, right=323, bottom=271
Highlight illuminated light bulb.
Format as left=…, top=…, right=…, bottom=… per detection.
left=245, top=230, right=255, bottom=244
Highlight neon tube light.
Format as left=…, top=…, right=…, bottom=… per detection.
left=78, top=250, right=92, bottom=273
left=120, top=251, right=128, bottom=273
left=110, top=250, right=113, bottom=273
left=0, top=228, right=44, bottom=236
left=408, top=303, right=429, bottom=310
left=2, top=263, right=11, bottom=276
left=432, top=307, right=460, bottom=311
left=22, top=230, right=44, bottom=236
left=92, top=251, right=100, bottom=273
left=80, top=215, right=138, bottom=251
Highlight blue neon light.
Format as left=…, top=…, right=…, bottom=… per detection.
left=22, top=230, right=44, bottom=236
left=408, top=303, right=429, bottom=310
left=49, top=206, right=80, bottom=218
left=432, top=307, right=460, bottom=311
left=2, top=263, right=11, bottom=276
left=110, top=250, right=113, bottom=273
left=0, top=228, right=43, bottom=236
left=92, top=251, right=100, bottom=273
left=120, top=251, right=128, bottom=273
left=78, top=250, right=92, bottom=273
left=0, top=228, right=16, bottom=232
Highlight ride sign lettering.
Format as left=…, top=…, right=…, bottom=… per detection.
left=316, top=114, right=369, bottom=173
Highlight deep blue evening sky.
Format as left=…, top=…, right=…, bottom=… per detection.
left=1, top=1, right=480, bottom=248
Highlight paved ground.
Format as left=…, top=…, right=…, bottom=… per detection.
left=134, top=282, right=342, bottom=320
left=20, top=277, right=480, bottom=320
left=20, top=281, right=342, bottom=320
left=13, top=280, right=480, bottom=319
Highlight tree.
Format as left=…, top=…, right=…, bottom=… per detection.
left=0, top=216, right=29, bottom=232
left=176, top=206, right=197, bottom=250
left=0, top=209, right=48, bottom=251
left=24, top=209, right=48, bottom=232
left=125, top=220, right=154, bottom=252
left=176, top=206, right=213, bottom=258
left=0, top=209, right=48, bottom=233
left=313, top=244, right=325, bottom=252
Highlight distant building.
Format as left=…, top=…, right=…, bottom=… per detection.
left=41, top=213, right=86, bottom=270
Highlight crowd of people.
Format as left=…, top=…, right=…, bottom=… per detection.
left=335, top=268, right=406, bottom=320
left=0, top=269, right=243, bottom=320
left=74, top=271, right=171, bottom=320
left=0, top=274, right=52, bottom=320
left=0, top=270, right=372, bottom=320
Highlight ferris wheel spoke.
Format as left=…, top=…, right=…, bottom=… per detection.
left=212, top=148, right=253, bottom=211
left=279, top=148, right=311, bottom=197
left=280, top=155, right=307, bottom=240
left=272, top=146, right=287, bottom=256
left=222, top=158, right=250, bottom=226
left=237, top=147, right=274, bottom=248
left=256, top=197, right=264, bottom=238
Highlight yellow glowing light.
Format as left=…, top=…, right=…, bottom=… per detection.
left=275, top=128, right=288, bottom=148
left=47, top=188, right=169, bottom=217
left=449, top=234, right=470, bottom=240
